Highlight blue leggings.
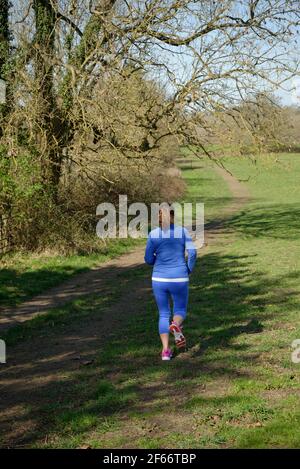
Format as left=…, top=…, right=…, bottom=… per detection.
left=152, top=280, right=189, bottom=334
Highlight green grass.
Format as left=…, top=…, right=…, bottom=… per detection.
left=0, top=238, right=142, bottom=308
left=1, top=152, right=300, bottom=448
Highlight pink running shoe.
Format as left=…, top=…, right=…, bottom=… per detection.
left=169, top=321, right=186, bottom=349
left=161, top=348, right=173, bottom=361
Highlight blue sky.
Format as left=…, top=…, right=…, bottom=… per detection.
left=275, top=76, right=300, bottom=106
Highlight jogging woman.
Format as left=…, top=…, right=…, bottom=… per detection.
left=144, top=208, right=197, bottom=360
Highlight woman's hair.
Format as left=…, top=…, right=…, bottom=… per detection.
left=159, top=206, right=174, bottom=229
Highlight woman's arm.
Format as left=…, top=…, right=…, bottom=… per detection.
left=184, top=228, right=197, bottom=274
left=144, top=235, right=156, bottom=265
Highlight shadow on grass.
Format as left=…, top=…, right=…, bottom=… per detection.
left=1, top=245, right=299, bottom=447
left=0, top=239, right=141, bottom=310
left=225, top=203, right=300, bottom=240
left=0, top=265, right=91, bottom=309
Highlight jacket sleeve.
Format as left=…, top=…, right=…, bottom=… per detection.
left=184, top=228, right=197, bottom=274
left=144, top=235, right=156, bottom=265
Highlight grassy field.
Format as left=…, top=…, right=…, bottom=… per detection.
left=1, top=152, right=300, bottom=448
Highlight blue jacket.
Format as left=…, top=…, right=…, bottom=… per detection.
left=144, top=224, right=197, bottom=278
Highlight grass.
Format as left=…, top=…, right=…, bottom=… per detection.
left=1, top=151, right=300, bottom=448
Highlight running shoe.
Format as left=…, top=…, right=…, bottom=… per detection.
left=161, top=348, right=173, bottom=361
left=169, top=321, right=186, bottom=349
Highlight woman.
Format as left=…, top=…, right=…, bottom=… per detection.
left=144, top=207, right=197, bottom=360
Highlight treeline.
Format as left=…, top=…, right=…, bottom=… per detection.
left=208, top=94, right=300, bottom=155
left=177, top=94, right=300, bottom=161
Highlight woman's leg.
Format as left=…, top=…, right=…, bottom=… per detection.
left=160, top=332, right=169, bottom=351
left=152, top=281, right=171, bottom=351
left=173, top=314, right=184, bottom=326
left=171, top=281, right=189, bottom=325
left=169, top=282, right=189, bottom=348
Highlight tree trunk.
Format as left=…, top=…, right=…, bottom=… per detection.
left=33, top=0, right=62, bottom=197
left=0, top=0, right=10, bottom=131
left=0, top=0, right=12, bottom=251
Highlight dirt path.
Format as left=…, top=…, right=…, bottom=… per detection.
left=0, top=246, right=146, bottom=332
left=0, top=166, right=250, bottom=447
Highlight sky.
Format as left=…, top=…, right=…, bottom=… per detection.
left=275, top=76, right=300, bottom=106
